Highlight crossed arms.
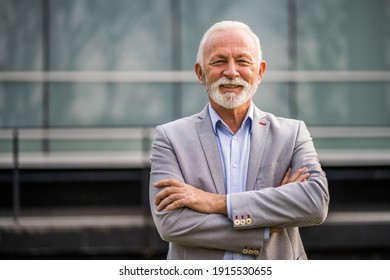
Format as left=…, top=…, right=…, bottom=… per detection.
left=149, top=121, right=329, bottom=252
left=154, top=167, right=310, bottom=215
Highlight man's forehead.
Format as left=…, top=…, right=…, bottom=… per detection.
left=204, top=30, right=257, bottom=58
left=207, top=29, right=255, bottom=47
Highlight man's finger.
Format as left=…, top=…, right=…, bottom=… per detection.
left=289, top=167, right=307, bottom=182
left=164, top=199, right=185, bottom=212
left=281, top=167, right=292, bottom=185
left=154, top=187, right=176, bottom=205
left=153, top=179, right=178, bottom=188
left=297, top=172, right=311, bottom=182
left=156, top=193, right=174, bottom=211
left=154, top=178, right=184, bottom=188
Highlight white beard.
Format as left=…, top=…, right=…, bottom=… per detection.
left=205, top=76, right=259, bottom=109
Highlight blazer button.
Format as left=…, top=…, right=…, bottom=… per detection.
left=234, top=219, right=241, bottom=226
left=246, top=218, right=252, bottom=225
left=248, top=249, right=254, bottom=255
left=253, top=250, right=260, bottom=255
left=240, top=219, right=246, bottom=225
left=242, top=248, right=249, bottom=254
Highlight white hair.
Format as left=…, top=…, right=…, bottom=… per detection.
left=196, top=21, right=263, bottom=68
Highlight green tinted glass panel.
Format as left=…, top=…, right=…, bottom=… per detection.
left=297, top=0, right=390, bottom=70
left=0, top=0, right=43, bottom=71
left=181, top=83, right=209, bottom=117
left=50, top=0, right=172, bottom=70
left=253, top=83, right=291, bottom=118
left=0, top=83, right=43, bottom=127
left=49, top=83, right=173, bottom=126
left=297, top=82, right=390, bottom=126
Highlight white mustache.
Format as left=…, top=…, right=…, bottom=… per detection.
left=212, top=77, right=249, bottom=88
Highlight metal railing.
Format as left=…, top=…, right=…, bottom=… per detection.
left=1, top=126, right=389, bottom=168
left=1, top=126, right=390, bottom=223
left=1, top=70, right=389, bottom=83
left=1, top=127, right=155, bottom=224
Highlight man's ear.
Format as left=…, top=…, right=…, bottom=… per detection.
left=195, top=63, right=205, bottom=85
left=258, top=60, right=267, bottom=82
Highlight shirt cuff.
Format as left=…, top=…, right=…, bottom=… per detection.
left=264, top=227, right=270, bottom=240
left=227, top=193, right=233, bottom=220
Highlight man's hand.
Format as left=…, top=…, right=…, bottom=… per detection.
left=280, top=167, right=310, bottom=186
left=153, top=167, right=309, bottom=218
left=154, top=179, right=227, bottom=215
left=271, top=166, right=311, bottom=234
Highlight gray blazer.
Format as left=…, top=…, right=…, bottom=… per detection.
left=149, top=104, right=329, bottom=260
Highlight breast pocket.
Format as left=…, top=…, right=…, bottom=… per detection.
left=254, top=160, right=290, bottom=189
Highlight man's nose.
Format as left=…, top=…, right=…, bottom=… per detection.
left=223, top=60, right=239, bottom=79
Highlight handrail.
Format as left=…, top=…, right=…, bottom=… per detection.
left=0, top=127, right=155, bottom=139
left=0, top=126, right=388, bottom=139
left=0, top=70, right=389, bottom=83
left=12, top=129, right=20, bottom=223
left=0, top=127, right=389, bottom=168
left=0, top=127, right=155, bottom=169
left=308, top=126, right=390, bottom=138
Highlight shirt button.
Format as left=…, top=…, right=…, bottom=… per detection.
left=233, top=136, right=238, bottom=140
left=235, top=253, right=241, bottom=258
left=233, top=163, right=238, bottom=168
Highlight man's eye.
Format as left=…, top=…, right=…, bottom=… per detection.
left=211, top=60, right=226, bottom=65
left=238, top=60, right=251, bottom=65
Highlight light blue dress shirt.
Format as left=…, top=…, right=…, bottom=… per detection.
left=208, top=103, right=255, bottom=260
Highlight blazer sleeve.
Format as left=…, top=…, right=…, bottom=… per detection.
left=149, top=125, right=265, bottom=253
left=230, top=121, right=329, bottom=229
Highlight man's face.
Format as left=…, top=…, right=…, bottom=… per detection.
left=199, top=29, right=264, bottom=109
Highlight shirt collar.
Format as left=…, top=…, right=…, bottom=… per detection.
left=208, top=102, right=254, bottom=135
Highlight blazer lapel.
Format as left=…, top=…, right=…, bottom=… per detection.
left=196, top=106, right=225, bottom=194
left=246, top=106, right=270, bottom=191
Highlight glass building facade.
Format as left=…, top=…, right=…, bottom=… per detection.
left=0, top=0, right=389, bottom=161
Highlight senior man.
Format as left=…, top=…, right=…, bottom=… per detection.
left=149, top=21, right=329, bottom=260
